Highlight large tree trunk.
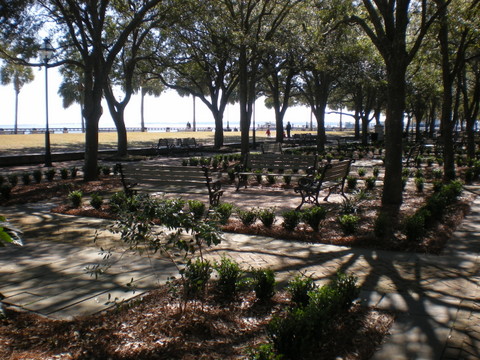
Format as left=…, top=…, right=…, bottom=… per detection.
left=213, top=109, right=224, bottom=148
left=381, top=62, right=407, bottom=212
left=239, top=45, right=250, bottom=156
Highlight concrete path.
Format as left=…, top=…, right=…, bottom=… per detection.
left=1, top=189, right=480, bottom=359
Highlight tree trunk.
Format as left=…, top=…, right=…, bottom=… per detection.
left=239, top=45, right=250, bottom=156
left=141, top=87, right=146, bottom=132
left=213, top=109, right=224, bottom=148
left=381, top=62, right=406, bottom=212
left=14, top=89, right=19, bottom=134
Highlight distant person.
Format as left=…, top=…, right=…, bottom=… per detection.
left=186, top=121, right=191, bottom=130
left=286, top=121, right=292, bottom=138
left=266, top=126, right=271, bottom=137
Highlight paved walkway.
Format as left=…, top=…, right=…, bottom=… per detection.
left=1, top=187, right=480, bottom=359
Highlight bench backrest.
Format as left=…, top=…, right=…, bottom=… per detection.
left=245, top=153, right=317, bottom=172
left=261, top=142, right=283, bottom=154
left=319, top=160, right=352, bottom=182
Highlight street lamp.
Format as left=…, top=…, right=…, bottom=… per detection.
left=39, top=38, right=55, bottom=167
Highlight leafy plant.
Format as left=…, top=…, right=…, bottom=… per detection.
left=338, top=214, right=359, bottom=235
left=287, top=273, right=316, bottom=307
left=357, top=168, right=366, bottom=177
left=0, top=216, right=23, bottom=247
left=71, top=166, right=78, bottom=178
left=0, top=184, right=12, bottom=200
left=267, top=175, right=275, bottom=184
left=251, top=268, right=276, bottom=302
left=188, top=199, right=206, bottom=220
left=68, top=190, right=83, bottom=208
left=90, top=193, right=103, bottom=210
left=32, top=170, right=43, bottom=184
left=346, top=175, right=357, bottom=190
left=214, top=256, right=243, bottom=299
left=237, top=208, right=257, bottom=226
left=282, top=210, right=300, bottom=231
left=404, top=210, right=429, bottom=242
left=372, top=166, right=380, bottom=178
left=60, top=168, right=69, bottom=180
left=44, top=169, right=56, bottom=182
left=415, top=177, right=424, bottom=192
left=213, top=202, right=234, bottom=225
left=257, top=207, right=276, bottom=228
left=101, top=166, right=111, bottom=176
left=21, top=172, right=31, bottom=185
left=8, top=174, right=18, bottom=187
left=301, top=206, right=326, bottom=232
left=182, top=258, right=212, bottom=298
left=283, top=175, right=292, bottom=185
left=365, top=176, right=376, bottom=190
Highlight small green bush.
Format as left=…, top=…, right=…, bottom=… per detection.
left=402, top=168, right=411, bottom=177
left=60, top=168, right=69, bottom=180
left=21, top=172, right=31, bottom=185
left=283, top=175, right=292, bottom=185
left=70, top=166, right=78, bottom=178
left=357, top=168, right=366, bottom=177
left=182, top=259, right=212, bottom=298
left=287, top=273, right=316, bottom=307
left=251, top=268, right=276, bottom=302
left=90, top=193, right=103, bottom=210
left=404, top=209, right=429, bottom=242
left=214, top=256, right=243, bottom=299
left=227, top=168, right=236, bottom=182
left=257, top=207, right=276, bottom=228
left=365, top=176, right=376, bottom=190
left=68, top=190, right=83, bottom=208
left=44, top=169, right=56, bottom=182
left=237, top=208, right=257, bottom=226
left=188, top=199, right=206, bottom=220
left=32, top=170, right=42, bottom=184
left=372, top=167, right=380, bottom=178
left=213, top=202, right=234, bottom=225
left=267, top=175, right=275, bottom=184
left=301, top=206, right=326, bottom=232
left=0, top=184, right=12, bottom=199
left=109, top=191, right=130, bottom=213
left=282, top=210, right=300, bottom=231
left=374, top=211, right=391, bottom=239
left=346, top=175, right=357, bottom=190
left=8, top=174, right=18, bottom=187
left=415, top=177, right=424, bottom=192
left=338, top=214, right=359, bottom=235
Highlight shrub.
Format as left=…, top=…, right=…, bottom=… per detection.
left=301, top=206, right=326, bottom=232
left=90, top=193, right=103, bottom=210
left=442, top=180, right=463, bottom=202
left=402, top=168, right=411, bottom=177
left=101, top=166, right=111, bottom=176
left=32, top=170, right=42, bottom=184
left=69, top=166, right=78, bottom=178
left=251, top=268, right=276, bottom=302
left=365, top=176, right=376, bottom=190
left=338, top=214, right=359, bottom=235
left=182, top=159, right=188, bottom=166
left=267, top=175, right=275, bottom=184
left=227, top=168, right=236, bottom=182
left=248, top=343, right=281, bottom=360
left=415, top=177, right=424, bottom=192
left=414, top=169, right=424, bottom=179
left=357, top=168, right=366, bottom=177
left=44, top=169, right=56, bottom=182
left=21, top=172, right=31, bottom=185
left=287, top=273, right=316, bottom=307
left=346, top=175, right=357, bottom=190
left=237, top=208, right=257, bottom=226
left=109, top=191, right=130, bottom=213
left=432, top=180, right=443, bottom=192
left=257, top=207, right=276, bottom=228
left=283, top=175, right=292, bottom=185
left=188, top=199, right=206, bottom=220
left=213, top=202, right=234, bottom=225
left=214, top=256, right=243, bottom=299
left=8, top=174, right=18, bottom=187
left=189, top=157, right=199, bottom=166
left=374, top=211, right=391, bottom=239
left=68, top=190, right=83, bottom=208
left=372, top=166, right=380, bottom=178
left=282, top=210, right=300, bottom=231
left=404, top=210, right=429, bottom=242
left=182, top=258, right=212, bottom=298
left=255, top=170, right=263, bottom=184
left=60, top=168, right=69, bottom=180
left=0, top=184, right=12, bottom=199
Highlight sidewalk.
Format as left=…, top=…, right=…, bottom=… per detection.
left=1, top=190, right=480, bottom=359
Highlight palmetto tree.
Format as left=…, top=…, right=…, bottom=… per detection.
left=0, top=63, right=34, bottom=133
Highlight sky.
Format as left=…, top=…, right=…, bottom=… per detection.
left=0, top=66, right=348, bottom=131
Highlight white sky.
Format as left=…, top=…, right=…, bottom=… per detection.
left=0, top=67, right=346, bottom=130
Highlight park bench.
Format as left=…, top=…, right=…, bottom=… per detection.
left=294, top=159, right=353, bottom=210
left=261, top=142, right=283, bottom=154
left=235, top=153, right=318, bottom=191
left=117, top=162, right=223, bottom=206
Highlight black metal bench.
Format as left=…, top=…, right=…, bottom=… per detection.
left=117, top=162, right=223, bottom=206
left=235, top=153, right=318, bottom=191
left=294, top=159, right=353, bottom=210
left=261, top=142, right=283, bottom=154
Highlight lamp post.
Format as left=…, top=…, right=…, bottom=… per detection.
left=39, top=38, right=55, bottom=167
